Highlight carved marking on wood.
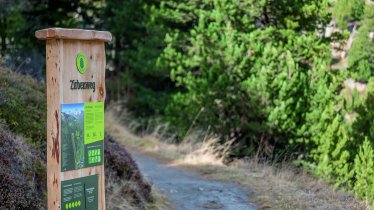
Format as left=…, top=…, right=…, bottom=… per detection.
left=51, top=110, right=60, bottom=164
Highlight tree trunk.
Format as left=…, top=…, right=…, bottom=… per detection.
left=0, top=17, right=7, bottom=56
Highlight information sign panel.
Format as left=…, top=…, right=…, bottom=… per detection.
left=36, top=28, right=112, bottom=210
left=61, top=102, right=104, bottom=171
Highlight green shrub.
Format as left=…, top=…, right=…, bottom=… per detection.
left=312, top=112, right=355, bottom=188
left=153, top=1, right=373, bottom=205
left=333, top=0, right=365, bottom=28
left=103, top=0, right=173, bottom=118
left=0, top=68, right=46, bottom=150
left=158, top=1, right=332, bottom=155
left=354, top=138, right=374, bottom=206
left=309, top=78, right=374, bottom=204
left=348, top=5, right=374, bottom=82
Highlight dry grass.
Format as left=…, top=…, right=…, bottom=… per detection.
left=190, top=161, right=369, bottom=210
left=175, top=137, right=233, bottom=166
left=146, top=189, right=172, bottom=210
left=105, top=104, right=369, bottom=210
left=106, top=175, right=137, bottom=210
left=105, top=175, right=170, bottom=210
left=106, top=104, right=230, bottom=166
left=105, top=177, right=170, bottom=210
left=104, top=133, right=172, bottom=210
left=105, top=108, right=172, bottom=210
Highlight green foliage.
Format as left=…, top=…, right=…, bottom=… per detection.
left=354, top=138, right=374, bottom=205
left=348, top=5, right=374, bottom=82
left=160, top=1, right=267, bottom=142
left=0, top=69, right=47, bottom=209
left=312, top=111, right=355, bottom=187
left=102, top=0, right=174, bottom=117
left=0, top=68, right=46, bottom=149
left=0, top=0, right=373, bottom=206
left=153, top=0, right=373, bottom=203
left=310, top=78, right=374, bottom=201
left=0, top=0, right=105, bottom=79
left=333, top=0, right=365, bottom=28
left=158, top=0, right=331, bottom=151
left=352, top=78, right=374, bottom=141
left=0, top=1, right=27, bottom=55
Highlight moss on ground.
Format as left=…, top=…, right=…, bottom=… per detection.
left=0, top=68, right=47, bottom=151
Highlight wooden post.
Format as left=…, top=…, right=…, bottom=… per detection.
left=36, top=28, right=112, bottom=210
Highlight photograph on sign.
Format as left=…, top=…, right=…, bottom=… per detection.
left=61, top=102, right=104, bottom=172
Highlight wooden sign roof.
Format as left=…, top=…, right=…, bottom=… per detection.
left=35, top=28, right=112, bottom=42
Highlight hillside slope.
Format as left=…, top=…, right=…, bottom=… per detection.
left=0, top=68, right=159, bottom=209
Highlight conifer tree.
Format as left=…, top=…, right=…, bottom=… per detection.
left=157, top=0, right=332, bottom=153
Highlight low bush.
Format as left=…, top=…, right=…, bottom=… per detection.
left=0, top=68, right=46, bottom=151
left=0, top=124, right=46, bottom=209
left=105, top=133, right=153, bottom=210
left=0, top=69, right=155, bottom=209
left=354, top=138, right=374, bottom=206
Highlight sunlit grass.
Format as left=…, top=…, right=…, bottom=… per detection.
left=105, top=103, right=369, bottom=210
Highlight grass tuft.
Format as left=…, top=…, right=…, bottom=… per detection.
left=106, top=103, right=369, bottom=210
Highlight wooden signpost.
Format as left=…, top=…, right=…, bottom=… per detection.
left=36, top=28, right=112, bottom=210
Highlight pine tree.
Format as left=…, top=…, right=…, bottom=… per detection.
left=102, top=0, right=175, bottom=117
left=348, top=5, right=374, bottom=81
left=157, top=0, right=332, bottom=153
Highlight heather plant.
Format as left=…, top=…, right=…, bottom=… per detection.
left=0, top=122, right=46, bottom=209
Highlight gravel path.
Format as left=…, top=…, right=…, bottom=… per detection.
left=131, top=152, right=256, bottom=210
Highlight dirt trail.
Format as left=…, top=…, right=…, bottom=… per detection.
left=130, top=152, right=256, bottom=210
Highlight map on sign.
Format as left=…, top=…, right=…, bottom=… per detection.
left=61, top=102, right=104, bottom=172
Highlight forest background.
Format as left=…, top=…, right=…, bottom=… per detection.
left=0, top=0, right=373, bottom=206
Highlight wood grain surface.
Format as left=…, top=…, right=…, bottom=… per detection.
left=39, top=29, right=110, bottom=210
left=36, top=28, right=112, bottom=42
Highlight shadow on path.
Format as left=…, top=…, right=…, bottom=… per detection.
left=131, top=152, right=256, bottom=210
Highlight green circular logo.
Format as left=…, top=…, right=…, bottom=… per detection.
left=76, top=52, right=87, bottom=74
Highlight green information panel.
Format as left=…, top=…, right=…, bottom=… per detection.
left=61, top=102, right=104, bottom=172
left=61, top=175, right=98, bottom=210
left=84, top=102, right=104, bottom=144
